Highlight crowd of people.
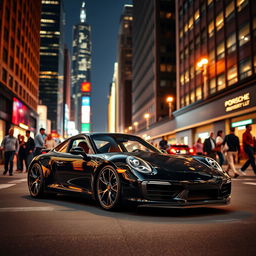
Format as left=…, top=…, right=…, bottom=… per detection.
left=159, top=124, right=256, bottom=178
left=0, top=127, right=57, bottom=176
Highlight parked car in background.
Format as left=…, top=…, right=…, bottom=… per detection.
left=167, top=144, right=195, bottom=155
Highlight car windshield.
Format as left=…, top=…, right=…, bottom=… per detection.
left=91, top=134, right=160, bottom=154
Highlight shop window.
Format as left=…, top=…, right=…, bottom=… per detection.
left=217, top=73, right=225, bottom=90
left=196, top=87, right=202, bottom=100
left=227, top=65, right=238, bottom=85
left=209, top=78, right=216, bottom=94
left=227, top=33, right=236, bottom=53
left=2, top=68, right=7, bottom=82
left=190, top=91, right=195, bottom=103
left=208, top=21, right=214, bottom=37
left=239, top=23, right=250, bottom=46
left=217, top=42, right=225, bottom=60
left=239, top=58, right=252, bottom=79
left=216, top=12, right=224, bottom=31
left=225, top=1, right=235, bottom=20
left=237, top=0, right=248, bottom=12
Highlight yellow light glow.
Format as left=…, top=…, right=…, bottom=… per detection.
left=197, top=58, right=209, bottom=68
left=134, top=121, right=138, bottom=126
left=166, top=96, right=174, bottom=103
left=144, top=113, right=150, bottom=119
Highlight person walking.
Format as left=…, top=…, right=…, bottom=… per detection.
left=44, top=134, right=56, bottom=150
left=0, top=128, right=19, bottom=176
left=203, top=132, right=217, bottom=159
left=17, top=135, right=26, bottom=173
left=16, top=134, right=22, bottom=171
left=215, top=130, right=225, bottom=166
left=159, top=136, right=168, bottom=150
left=25, top=130, right=35, bottom=172
left=240, top=124, right=256, bottom=175
left=193, top=138, right=204, bottom=155
left=34, top=128, right=46, bottom=156
left=223, top=128, right=240, bottom=178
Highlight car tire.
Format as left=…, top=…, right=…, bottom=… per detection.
left=96, top=165, right=121, bottom=211
left=28, top=163, right=45, bottom=198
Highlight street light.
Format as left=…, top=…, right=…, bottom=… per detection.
left=197, top=58, right=208, bottom=99
left=128, top=126, right=133, bottom=132
left=144, top=113, right=150, bottom=129
left=133, top=121, right=138, bottom=132
left=166, top=96, right=174, bottom=117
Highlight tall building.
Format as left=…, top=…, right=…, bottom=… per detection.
left=0, top=0, right=41, bottom=141
left=63, top=47, right=71, bottom=138
left=132, top=0, right=176, bottom=131
left=174, top=0, right=256, bottom=145
left=71, top=1, right=92, bottom=133
left=116, top=5, right=133, bottom=133
left=39, top=0, right=65, bottom=135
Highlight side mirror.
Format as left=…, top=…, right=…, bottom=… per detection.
left=70, top=147, right=91, bottom=160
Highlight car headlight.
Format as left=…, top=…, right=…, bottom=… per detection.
left=126, top=156, right=152, bottom=173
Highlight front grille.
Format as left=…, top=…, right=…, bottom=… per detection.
left=188, top=189, right=219, bottom=201
left=221, top=183, right=231, bottom=197
left=144, top=182, right=184, bottom=201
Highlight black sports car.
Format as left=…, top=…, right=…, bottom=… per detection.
left=28, top=133, right=231, bottom=210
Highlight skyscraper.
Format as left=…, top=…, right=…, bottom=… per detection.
left=116, top=4, right=133, bottom=133
left=0, top=0, right=41, bottom=141
left=71, top=2, right=92, bottom=133
left=132, top=0, right=176, bottom=131
left=39, top=0, right=65, bottom=135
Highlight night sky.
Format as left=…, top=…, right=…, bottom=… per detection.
left=63, top=0, right=132, bottom=132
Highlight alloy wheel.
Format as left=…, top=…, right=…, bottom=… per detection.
left=28, top=163, right=44, bottom=197
left=96, top=166, right=120, bottom=210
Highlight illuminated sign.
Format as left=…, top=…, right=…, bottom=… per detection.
left=81, top=123, right=90, bottom=132
left=81, top=106, right=90, bottom=123
left=81, top=82, right=91, bottom=92
left=225, top=93, right=250, bottom=112
left=231, top=119, right=253, bottom=128
left=12, top=98, right=29, bottom=127
left=82, top=96, right=90, bottom=106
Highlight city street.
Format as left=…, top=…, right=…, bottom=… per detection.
left=0, top=165, right=255, bottom=256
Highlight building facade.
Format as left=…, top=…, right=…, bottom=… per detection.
left=71, top=1, right=92, bottom=133
left=136, top=0, right=256, bottom=151
left=117, top=5, right=133, bottom=133
left=132, top=0, right=176, bottom=132
left=0, top=0, right=41, bottom=142
left=39, top=0, right=65, bottom=135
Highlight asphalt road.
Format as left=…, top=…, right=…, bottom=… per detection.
left=0, top=168, right=256, bottom=256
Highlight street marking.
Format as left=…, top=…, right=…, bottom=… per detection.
left=0, top=206, right=55, bottom=212
left=8, top=178, right=27, bottom=184
left=0, top=184, right=16, bottom=190
left=243, top=182, right=256, bottom=186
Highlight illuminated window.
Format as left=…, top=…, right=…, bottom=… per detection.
left=180, top=74, right=184, bottom=85
left=184, top=23, right=188, bottom=33
left=41, top=19, right=56, bottom=23
left=237, top=0, right=248, bottom=12
left=185, top=70, right=189, bottom=83
left=42, top=0, right=59, bottom=4
left=196, top=87, right=202, bottom=100
left=180, top=29, right=183, bottom=38
left=227, top=65, right=238, bottom=85
left=217, top=42, right=225, bottom=60
left=239, top=58, right=252, bottom=79
left=239, top=24, right=250, bottom=46
left=188, top=17, right=193, bottom=30
left=209, top=78, right=216, bottom=94
left=225, top=1, right=235, bottom=20
left=185, top=94, right=189, bottom=106
left=160, top=64, right=166, bottom=72
left=217, top=73, right=225, bottom=90
left=208, top=0, right=213, bottom=6
left=216, top=12, right=224, bottom=31
left=190, top=91, right=195, bottom=103
left=194, top=10, right=200, bottom=23
left=190, top=66, right=194, bottom=79
left=208, top=21, right=214, bottom=37
left=209, top=49, right=215, bottom=62
left=227, top=33, right=236, bottom=53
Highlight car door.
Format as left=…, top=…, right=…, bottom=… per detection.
left=54, top=136, right=95, bottom=194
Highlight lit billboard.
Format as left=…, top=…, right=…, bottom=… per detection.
left=81, top=82, right=91, bottom=92
left=81, top=96, right=90, bottom=132
left=12, top=98, right=29, bottom=127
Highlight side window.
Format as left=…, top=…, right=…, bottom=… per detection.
left=69, top=138, right=93, bottom=154
left=54, top=140, right=69, bottom=153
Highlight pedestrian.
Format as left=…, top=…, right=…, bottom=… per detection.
left=203, top=132, right=217, bottom=159
left=193, top=138, right=204, bottom=155
left=159, top=136, right=168, bottom=150
left=0, top=128, right=19, bottom=176
left=223, top=127, right=240, bottom=178
left=25, top=130, right=35, bottom=172
left=34, top=128, right=46, bottom=156
left=17, top=135, right=26, bottom=173
left=16, top=134, right=22, bottom=171
left=240, top=124, right=256, bottom=175
left=44, top=133, right=56, bottom=149
left=215, top=130, right=225, bottom=166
